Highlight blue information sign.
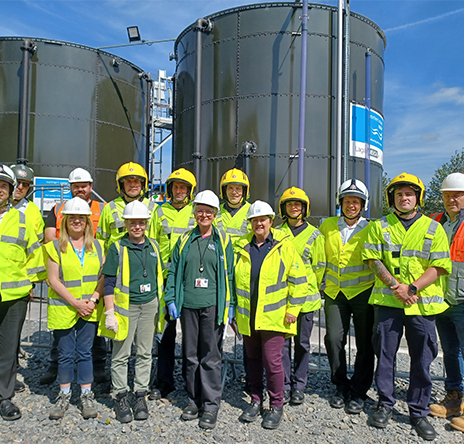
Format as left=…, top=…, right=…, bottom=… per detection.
left=33, top=177, right=72, bottom=211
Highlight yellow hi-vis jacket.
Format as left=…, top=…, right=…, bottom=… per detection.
left=319, top=217, right=374, bottom=299
left=96, top=196, right=156, bottom=252
left=277, top=221, right=325, bottom=313
left=45, top=239, right=104, bottom=329
left=14, top=198, right=45, bottom=242
left=98, top=237, right=165, bottom=341
left=148, top=202, right=195, bottom=276
left=363, top=213, right=452, bottom=315
left=234, top=228, right=308, bottom=336
left=215, top=202, right=251, bottom=246
left=0, top=207, right=45, bottom=301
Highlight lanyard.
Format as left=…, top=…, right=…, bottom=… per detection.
left=70, top=241, right=85, bottom=267
left=196, top=235, right=211, bottom=274
left=133, top=244, right=148, bottom=278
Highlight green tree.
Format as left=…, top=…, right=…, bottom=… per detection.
left=423, top=149, right=464, bottom=215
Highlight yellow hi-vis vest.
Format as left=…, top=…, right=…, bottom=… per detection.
left=277, top=221, right=325, bottom=313
left=14, top=198, right=45, bottom=242
left=215, top=202, right=251, bottom=246
left=363, top=213, right=452, bottom=315
left=148, top=202, right=195, bottom=275
left=0, top=208, right=45, bottom=301
left=98, top=237, right=165, bottom=341
left=45, top=239, right=104, bottom=329
left=319, top=216, right=374, bottom=299
left=96, top=196, right=156, bottom=252
left=234, top=228, right=308, bottom=336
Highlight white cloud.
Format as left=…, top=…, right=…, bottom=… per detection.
left=427, top=86, right=464, bottom=105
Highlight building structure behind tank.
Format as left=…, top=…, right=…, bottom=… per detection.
left=0, top=37, right=149, bottom=202
left=173, top=2, right=386, bottom=219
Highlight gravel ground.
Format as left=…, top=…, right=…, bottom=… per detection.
left=2, top=324, right=463, bottom=444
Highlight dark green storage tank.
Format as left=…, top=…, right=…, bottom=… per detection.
left=0, top=37, right=149, bottom=201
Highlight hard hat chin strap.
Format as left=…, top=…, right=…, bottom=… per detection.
left=394, top=205, right=417, bottom=217
left=341, top=210, right=361, bottom=221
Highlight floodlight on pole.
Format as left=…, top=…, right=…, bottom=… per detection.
left=127, top=26, right=141, bottom=42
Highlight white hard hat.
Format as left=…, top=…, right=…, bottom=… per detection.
left=0, top=164, right=17, bottom=195
left=69, top=168, right=93, bottom=184
left=440, top=173, right=464, bottom=192
left=247, top=200, right=275, bottom=220
left=336, top=179, right=369, bottom=211
left=122, top=200, right=150, bottom=219
left=193, top=190, right=220, bottom=210
left=62, top=197, right=91, bottom=215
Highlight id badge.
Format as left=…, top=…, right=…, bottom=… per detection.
left=195, top=278, right=209, bottom=288
left=140, top=283, right=151, bottom=293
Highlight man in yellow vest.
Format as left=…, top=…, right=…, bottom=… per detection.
left=0, top=164, right=44, bottom=421
left=363, top=173, right=452, bottom=441
left=11, top=164, right=44, bottom=242
left=277, top=187, right=324, bottom=405
left=41, top=167, right=107, bottom=385
left=319, top=179, right=375, bottom=414
left=148, top=168, right=196, bottom=400
left=215, top=168, right=251, bottom=244
left=97, top=162, right=155, bottom=252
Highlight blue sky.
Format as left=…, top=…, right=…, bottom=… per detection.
left=2, top=0, right=464, bottom=186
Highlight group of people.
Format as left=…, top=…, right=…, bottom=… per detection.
left=1, top=161, right=464, bottom=440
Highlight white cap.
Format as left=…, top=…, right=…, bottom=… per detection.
left=69, top=168, right=93, bottom=184
left=62, top=197, right=91, bottom=215
left=193, top=190, right=220, bottom=211
left=122, top=200, right=150, bottom=219
left=440, top=173, right=464, bottom=192
left=336, top=179, right=369, bottom=211
left=247, top=200, right=275, bottom=220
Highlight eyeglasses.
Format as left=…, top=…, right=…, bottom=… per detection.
left=17, top=181, right=30, bottom=188
left=195, top=209, right=214, bottom=217
left=443, top=193, right=464, bottom=201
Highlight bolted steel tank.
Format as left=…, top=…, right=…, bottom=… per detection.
left=173, top=2, right=386, bottom=219
left=0, top=37, right=149, bottom=201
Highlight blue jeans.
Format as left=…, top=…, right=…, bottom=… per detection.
left=54, top=318, right=97, bottom=385
left=436, top=304, right=464, bottom=392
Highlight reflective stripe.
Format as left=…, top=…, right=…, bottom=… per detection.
left=27, top=240, right=42, bottom=255
left=402, top=250, right=432, bottom=260
left=374, top=286, right=393, bottom=296
left=93, top=239, right=103, bottom=265
left=114, top=305, right=130, bottom=317
left=382, top=244, right=402, bottom=252
left=147, top=200, right=155, bottom=212
left=236, top=288, right=251, bottom=300
left=364, top=242, right=382, bottom=251
left=83, top=275, right=99, bottom=283
left=96, top=227, right=103, bottom=234
left=48, top=298, right=71, bottom=307
left=327, top=273, right=373, bottom=288
left=265, top=258, right=287, bottom=294
left=430, top=251, right=450, bottom=259
left=27, top=266, right=46, bottom=275
left=37, top=232, right=44, bottom=240
left=81, top=294, right=92, bottom=300
left=326, top=263, right=369, bottom=274
left=315, top=261, right=326, bottom=270
left=172, top=226, right=190, bottom=234
left=263, top=296, right=286, bottom=313
left=1, top=235, right=28, bottom=248
left=307, top=292, right=320, bottom=302
left=1, top=279, right=31, bottom=289
left=227, top=227, right=245, bottom=235
left=63, top=280, right=81, bottom=287
left=373, top=286, right=444, bottom=304
left=289, top=296, right=307, bottom=305
left=237, top=306, right=250, bottom=317
left=109, top=201, right=125, bottom=229
left=288, top=275, right=307, bottom=286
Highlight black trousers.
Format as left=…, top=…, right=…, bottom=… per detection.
left=324, top=287, right=375, bottom=398
left=0, top=295, right=29, bottom=401
left=156, top=318, right=177, bottom=387
left=180, top=306, right=224, bottom=411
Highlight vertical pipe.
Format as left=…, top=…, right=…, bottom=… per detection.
left=297, top=0, right=309, bottom=189
left=193, top=20, right=203, bottom=189
left=342, top=1, right=350, bottom=184
left=364, top=50, right=371, bottom=218
left=336, top=0, right=344, bottom=215
left=18, top=39, right=35, bottom=164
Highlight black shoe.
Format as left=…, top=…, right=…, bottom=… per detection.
left=93, top=366, right=108, bottom=384
left=114, top=391, right=133, bottom=423
left=14, top=379, right=25, bottom=393
left=133, top=391, right=149, bottom=420
left=40, top=368, right=57, bottom=385
left=182, top=403, right=199, bottom=421
left=0, top=400, right=21, bottom=421
left=283, top=390, right=291, bottom=405
left=151, top=381, right=175, bottom=399
left=330, top=390, right=348, bottom=409
left=370, top=404, right=393, bottom=428
left=410, top=417, right=436, bottom=441
left=239, top=402, right=263, bottom=422
left=199, top=410, right=218, bottom=429
left=291, top=389, right=305, bottom=405
left=262, top=406, right=283, bottom=429
left=148, top=387, right=161, bottom=401
left=347, top=396, right=364, bottom=414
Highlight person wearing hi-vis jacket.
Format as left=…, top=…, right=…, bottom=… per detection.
left=99, top=200, right=164, bottom=424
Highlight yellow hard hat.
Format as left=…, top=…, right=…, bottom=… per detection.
left=166, top=168, right=197, bottom=200
left=116, top=162, right=148, bottom=194
left=220, top=168, right=250, bottom=200
left=279, top=187, right=310, bottom=219
left=386, top=172, right=425, bottom=208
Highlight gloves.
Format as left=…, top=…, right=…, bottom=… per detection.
left=228, top=306, right=235, bottom=323
left=168, top=302, right=178, bottom=320
left=105, top=308, right=119, bottom=333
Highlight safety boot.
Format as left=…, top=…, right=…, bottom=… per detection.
left=49, top=391, right=71, bottom=420
left=429, top=390, right=464, bottom=418
left=450, top=414, right=464, bottom=432
left=80, top=391, right=98, bottom=419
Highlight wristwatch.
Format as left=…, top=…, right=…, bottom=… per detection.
left=90, top=298, right=100, bottom=305
left=408, top=283, right=418, bottom=295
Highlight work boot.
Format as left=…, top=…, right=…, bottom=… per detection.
left=49, top=391, right=71, bottom=420
left=114, top=391, right=133, bottom=423
left=283, top=390, right=291, bottom=405
left=410, top=417, right=436, bottom=441
left=133, top=391, right=149, bottom=420
left=450, top=414, right=464, bottom=432
left=239, top=401, right=263, bottom=422
left=0, top=400, right=21, bottom=421
left=291, top=389, right=305, bottom=405
left=429, top=390, right=464, bottom=418
left=347, top=395, right=364, bottom=414
left=80, top=391, right=98, bottom=419
left=182, top=403, right=199, bottom=421
left=370, top=403, right=393, bottom=428
left=149, top=381, right=175, bottom=400
left=40, top=367, right=58, bottom=385
left=329, top=389, right=349, bottom=409
left=199, top=410, right=218, bottom=429
left=14, top=379, right=25, bottom=393
left=262, top=406, right=283, bottom=429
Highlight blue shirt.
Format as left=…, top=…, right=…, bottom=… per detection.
left=249, top=232, right=274, bottom=307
